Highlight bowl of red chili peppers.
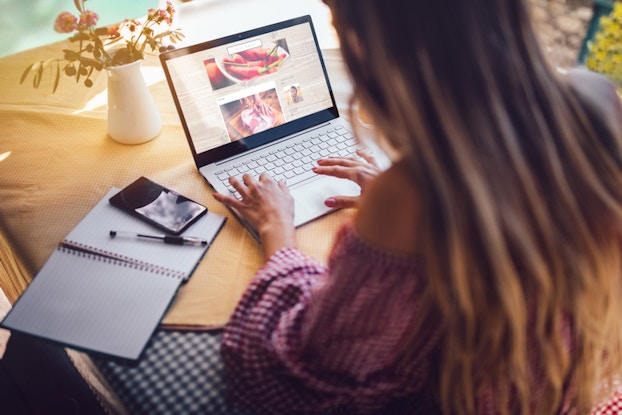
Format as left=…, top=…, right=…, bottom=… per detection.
left=217, top=43, right=289, bottom=83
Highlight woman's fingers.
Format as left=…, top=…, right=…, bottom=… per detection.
left=324, top=195, right=359, bottom=209
left=228, top=175, right=250, bottom=198
left=312, top=164, right=359, bottom=181
left=312, top=150, right=382, bottom=210
left=313, top=162, right=380, bottom=185
left=316, top=156, right=363, bottom=168
left=258, top=173, right=275, bottom=183
left=355, top=150, right=379, bottom=167
left=316, top=151, right=379, bottom=170
left=214, top=172, right=294, bottom=225
left=212, top=191, right=243, bottom=210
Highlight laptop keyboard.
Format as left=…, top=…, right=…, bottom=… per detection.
left=214, top=124, right=365, bottom=199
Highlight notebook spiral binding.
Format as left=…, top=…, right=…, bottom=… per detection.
left=58, top=244, right=184, bottom=279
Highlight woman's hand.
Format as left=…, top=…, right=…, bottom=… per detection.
left=312, top=150, right=382, bottom=209
left=213, top=173, right=296, bottom=258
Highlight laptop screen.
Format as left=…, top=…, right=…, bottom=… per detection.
left=160, top=16, right=339, bottom=166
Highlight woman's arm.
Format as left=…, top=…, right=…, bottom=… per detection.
left=221, top=223, right=434, bottom=414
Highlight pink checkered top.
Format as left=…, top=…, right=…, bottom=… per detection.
left=221, top=223, right=622, bottom=414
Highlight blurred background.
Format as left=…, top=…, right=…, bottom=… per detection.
left=0, top=0, right=606, bottom=70
left=530, top=0, right=604, bottom=67
left=0, top=0, right=158, bottom=58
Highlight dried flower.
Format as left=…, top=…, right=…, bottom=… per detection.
left=21, top=0, right=184, bottom=93
left=54, top=12, right=78, bottom=34
left=79, top=10, right=99, bottom=27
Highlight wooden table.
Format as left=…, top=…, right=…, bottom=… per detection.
left=0, top=0, right=357, bottom=329
left=0, top=1, right=361, bottom=412
left=0, top=2, right=398, bottom=412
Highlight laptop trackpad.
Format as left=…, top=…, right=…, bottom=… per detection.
left=290, top=176, right=360, bottom=227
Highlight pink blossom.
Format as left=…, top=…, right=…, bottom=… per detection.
left=125, top=19, right=141, bottom=33
left=149, top=2, right=175, bottom=25
left=166, top=1, right=175, bottom=13
left=166, top=2, right=176, bottom=21
left=53, top=12, right=78, bottom=33
left=107, top=24, right=120, bottom=38
left=159, top=9, right=172, bottom=25
left=79, top=10, right=99, bottom=27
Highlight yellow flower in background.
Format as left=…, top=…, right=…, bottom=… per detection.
left=587, top=3, right=622, bottom=87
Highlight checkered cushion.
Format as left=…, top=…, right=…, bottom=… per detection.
left=93, top=329, right=247, bottom=415
left=91, top=329, right=432, bottom=415
left=92, top=327, right=622, bottom=415
left=90, top=329, right=381, bottom=415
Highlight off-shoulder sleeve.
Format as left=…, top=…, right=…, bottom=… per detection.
left=567, top=67, right=622, bottom=138
left=221, top=225, right=438, bottom=414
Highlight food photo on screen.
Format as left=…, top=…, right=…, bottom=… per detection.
left=205, top=39, right=290, bottom=90
left=218, top=87, right=285, bottom=141
left=204, top=58, right=235, bottom=90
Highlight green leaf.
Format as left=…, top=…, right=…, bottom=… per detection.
left=111, top=48, right=134, bottom=66
left=107, top=36, right=123, bottom=45
left=94, top=27, right=109, bottom=36
left=91, top=35, right=104, bottom=51
left=20, top=63, right=35, bottom=85
left=78, top=57, right=104, bottom=71
left=53, top=62, right=61, bottom=93
left=69, top=32, right=90, bottom=42
left=33, top=63, right=44, bottom=88
left=41, top=58, right=56, bottom=69
left=63, top=49, right=81, bottom=61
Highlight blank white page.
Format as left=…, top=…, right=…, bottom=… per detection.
left=2, top=247, right=182, bottom=360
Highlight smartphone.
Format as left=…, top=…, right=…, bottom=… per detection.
left=109, top=177, right=207, bottom=235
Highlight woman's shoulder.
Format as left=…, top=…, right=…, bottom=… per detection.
left=565, top=67, right=622, bottom=137
left=566, top=66, right=617, bottom=95
left=354, top=161, right=420, bottom=255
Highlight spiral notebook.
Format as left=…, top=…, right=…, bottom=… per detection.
left=1, top=188, right=226, bottom=361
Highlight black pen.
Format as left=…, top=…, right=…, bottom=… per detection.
left=109, top=230, right=208, bottom=246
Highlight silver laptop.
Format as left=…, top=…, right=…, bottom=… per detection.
left=160, top=15, right=363, bottom=239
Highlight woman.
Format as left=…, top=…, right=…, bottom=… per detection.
left=214, top=0, right=622, bottom=413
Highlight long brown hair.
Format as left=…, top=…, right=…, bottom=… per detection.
left=326, top=0, right=622, bottom=413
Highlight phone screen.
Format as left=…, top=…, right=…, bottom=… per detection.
left=110, top=177, right=207, bottom=234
